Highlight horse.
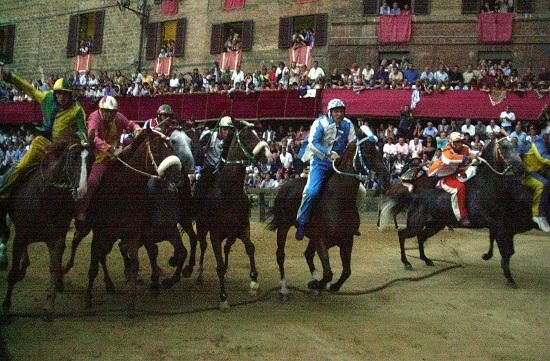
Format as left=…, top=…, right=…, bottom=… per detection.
left=380, top=137, right=531, bottom=287
left=80, top=127, right=187, bottom=316
left=195, top=121, right=270, bottom=310
left=1, top=138, right=92, bottom=321
left=268, top=126, right=390, bottom=299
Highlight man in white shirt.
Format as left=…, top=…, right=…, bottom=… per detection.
left=231, top=65, right=245, bottom=87
left=433, top=64, right=449, bottom=83
left=307, top=61, right=325, bottom=85
left=461, top=118, right=476, bottom=137
left=275, top=62, right=290, bottom=89
left=169, top=73, right=180, bottom=93
left=499, top=105, right=516, bottom=133
left=486, top=119, right=502, bottom=138
left=279, top=147, right=293, bottom=171
left=408, top=136, right=423, bottom=158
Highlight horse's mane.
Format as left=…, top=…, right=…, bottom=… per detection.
left=44, top=136, right=81, bottom=156
left=117, top=128, right=148, bottom=161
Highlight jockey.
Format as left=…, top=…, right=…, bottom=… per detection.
left=295, top=98, right=356, bottom=240
left=521, top=129, right=550, bottom=232
left=0, top=69, right=87, bottom=199
left=143, top=104, right=180, bottom=133
left=428, top=132, right=478, bottom=227
left=194, top=116, right=234, bottom=203
left=76, top=96, right=140, bottom=225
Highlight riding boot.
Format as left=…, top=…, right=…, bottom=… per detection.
left=295, top=222, right=306, bottom=240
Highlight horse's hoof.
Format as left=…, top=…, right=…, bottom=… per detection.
left=150, top=285, right=160, bottom=297
left=219, top=300, right=231, bottom=312
left=507, top=279, right=518, bottom=289
left=127, top=310, right=136, bottom=319
left=329, top=283, right=341, bottom=293
left=84, top=297, right=92, bottom=310
left=425, top=260, right=435, bottom=267
left=105, top=281, right=116, bottom=294
left=136, top=276, right=145, bottom=285
left=482, top=253, right=492, bottom=261
left=278, top=292, right=290, bottom=302
left=161, top=278, right=174, bottom=289
left=55, top=280, right=65, bottom=292
left=249, top=281, right=260, bottom=297
left=168, top=257, right=177, bottom=267
left=182, top=266, right=193, bottom=278
left=41, top=310, right=54, bottom=322
left=403, top=263, right=413, bottom=271
left=0, top=313, right=11, bottom=325
left=310, top=289, right=320, bottom=297
left=308, top=280, right=320, bottom=290
left=196, top=275, right=204, bottom=285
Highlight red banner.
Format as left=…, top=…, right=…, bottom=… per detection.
left=476, top=13, right=513, bottom=43
left=74, top=55, right=91, bottom=74
left=154, top=57, right=172, bottom=76
left=161, top=0, right=178, bottom=15
left=224, top=0, right=245, bottom=10
left=322, top=89, right=548, bottom=121
left=378, top=15, right=412, bottom=44
left=219, top=50, right=242, bottom=72
left=289, top=46, right=313, bottom=68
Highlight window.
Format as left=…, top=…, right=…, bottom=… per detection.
left=378, top=51, right=410, bottom=66
left=210, top=21, right=254, bottom=55
left=463, top=0, right=531, bottom=14
left=364, top=0, right=430, bottom=15
left=278, top=14, right=328, bottom=49
left=66, top=11, right=105, bottom=57
left=145, top=18, right=187, bottom=60
left=0, top=25, right=15, bottom=64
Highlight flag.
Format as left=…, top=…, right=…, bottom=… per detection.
left=74, top=54, right=91, bottom=74
left=154, top=56, right=172, bottom=76
left=161, top=0, right=178, bottom=15
left=224, top=0, right=245, bottom=10
left=410, top=86, right=420, bottom=109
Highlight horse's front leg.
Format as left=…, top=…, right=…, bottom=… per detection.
left=180, top=220, right=197, bottom=278
left=496, top=236, right=517, bottom=288
left=126, top=241, right=141, bottom=317
left=210, top=232, right=229, bottom=311
left=162, top=232, right=187, bottom=289
left=240, top=225, right=259, bottom=297
left=329, top=239, right=354, bottom=292
left=276, top=226, right=290, bottom=301
left=42, top=237, right=65, bottom=322
left=309, top=239, right=332, bottom=291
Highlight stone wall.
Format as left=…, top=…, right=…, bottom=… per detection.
left=0, top=0, right=549, bottom=78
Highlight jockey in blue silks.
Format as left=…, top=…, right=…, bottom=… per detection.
left=295, top=98, right=356, bottom=240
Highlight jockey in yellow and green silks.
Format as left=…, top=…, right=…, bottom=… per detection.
left=0, top=69, right=87, bottom=199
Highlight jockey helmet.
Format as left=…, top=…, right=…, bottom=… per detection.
left=327, top=98, right=346, bottom=113
left=448, top=132, right=464, bottom=143
left=157, top=104, right=174, bottom=115
left=98, top=96, right=118, bottom=111
left=53, top=78, right=73, bottom=93
left=219, top=116, right=234, bottom=128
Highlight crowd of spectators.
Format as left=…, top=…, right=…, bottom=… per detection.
left=1, top=57, right=549, bottom=104
left=0, top=126, right=33, bottom=173
left=379, top=0, right=513, bottom=15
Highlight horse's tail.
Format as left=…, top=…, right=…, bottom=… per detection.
left=379, top=191, right=414, bottom=230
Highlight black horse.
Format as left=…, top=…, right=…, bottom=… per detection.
left=380, top=137, right=532, bottom=287
left=268, top=126, right=390, bottom=299
left=1, top=138, right=92, bottom=320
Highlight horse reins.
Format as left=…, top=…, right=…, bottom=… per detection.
left=476, top=137, right=512, bottom=176
left=223, top=125, right=264, bottom=166
left=332, top=136, right=372, bottom=182
left=40, top=142, right=82, bottom=190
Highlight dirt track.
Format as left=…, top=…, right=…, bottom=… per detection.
left=1, top=212, right=550, bottom=361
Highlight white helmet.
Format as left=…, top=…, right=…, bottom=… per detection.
left=327, top=98, right=346, bottom=113
left=98, top=96, right=118, bottom=111
left=218, top=116, right=234, bottom=128
left=448, top=132, right=464, bottom=143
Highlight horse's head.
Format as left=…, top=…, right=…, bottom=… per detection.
left=168, top=129, right=195, bottom=173
left=482, top=136, right=524, bottom=176
left=43, top=138, right=93, bottom=200
left=225, top=120, right=271, bottom=165
left=356, top=125, right=390, bottom=194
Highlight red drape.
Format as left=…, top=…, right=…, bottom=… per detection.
left=74, top=54, right=91, bottom=74
left=219, top=50, right=242, bottom=72
left=378, top=15, right=412, bottom=44
left=161, top=0, right=178, bottom=15
left=224, top=0, right=245, bottom=10
left=476, top=13, right=513, bottom=43
left=154, top=57, right=172, bottom=76
left=289, top=46, right=313, bottom=68
left=322, top=89, right=547, bottom=121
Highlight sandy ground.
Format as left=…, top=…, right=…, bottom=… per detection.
left=1, top=212, right=549, bottom=361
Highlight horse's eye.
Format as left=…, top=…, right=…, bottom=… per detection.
left=170, top=139, right=176, bottom=145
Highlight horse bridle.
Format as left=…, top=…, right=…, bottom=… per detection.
left=223, top=125, right=268, bottom=166
left=331, top=136, right=373, bottom=182
left=476, top=137, right=513, bottom=176
left=115, top=129, right=170, bottom=180
left=40, top=143, right=83, bottom=192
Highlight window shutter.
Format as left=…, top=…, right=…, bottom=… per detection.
left=462, top=0, right=480, bottom=14
left=66, top=14, right=79, bottom=57
left=91, top=10, right=105, bottom=54
left=414, top=0, right=430, bottom=14
left=364, top=0, right=379, bottom=15
left=241, top=20, right=254, bottom=51
left=174, top=18, right=187, bottom=57
left=4, top=25, right=16, bottom=64
left=516, top=0, right=532, bottom=13
left=278, top=17, right=293, bottom=49
left=145, top=22, right=159, bottom=60
left=210, top=23, right=224, bottom=55
left=314, top=13, right=328, bottom=47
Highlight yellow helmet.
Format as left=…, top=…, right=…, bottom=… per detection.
left=53, top=78, right=73, bottom=93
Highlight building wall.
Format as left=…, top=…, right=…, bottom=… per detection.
left=0, top=0, right=549, bottom=78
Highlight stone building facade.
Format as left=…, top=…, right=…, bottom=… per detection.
left=0, top=0, right=548, bottom=79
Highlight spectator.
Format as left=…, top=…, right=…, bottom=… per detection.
left=420, top=66, right=434, bottom=84
left=389, top=66, right=403, bottom=84
left=436, top=131, right=448, bottom=149
left=499, top=105, right=516, bottom=133
left=231, top=65, right=245, bottom=87
left=423, top=136, right=436, bottom=159
left=422, top=121, right=438, bottom=138
left=307, top=61, right=325, bottom=85
left=263, top=124, right=276, bottom=143
left=395, top=137, right=410, bottom=160
left=402, top=3, right=411, bottom=14
left=438, top=118, right=450, bottom=134
left=403, top=63, right=418, bottom=86
left=398, top=105, right=413, bottom=138
left=509, top=122, right=527, bottom=150
left=279, top=147, right=293, bottom=173
left=383, top=136, right=396, bottom=162
left=362, top=63, right=374, bottom=83
left=461, top=118, right=476, bottom=137
left=409, top=136, right=423, bottom=158
left=433, top=64, right=449, bottom=83
left=486, top=119, right=502, bottom=137
left=374, top=65, right=389, bottom=86
left=379, top=1, right=391, bottom=15
left=390, top=1, right=401, bottom=15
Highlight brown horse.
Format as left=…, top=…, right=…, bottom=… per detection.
left=268, top=126, right=390, bottom=299
left=195, top=121, right=270, bottom=310
left=80, top=127, right=186, bottom=315
left=1, top=138, right=92, bottom=321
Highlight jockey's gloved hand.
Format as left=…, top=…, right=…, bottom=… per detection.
left=330, top=151, right=340, bottom=161
left=462, top=155, right=469, bottom=164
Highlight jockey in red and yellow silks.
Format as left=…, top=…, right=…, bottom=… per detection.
left=428, top=132, right=477, bottom=226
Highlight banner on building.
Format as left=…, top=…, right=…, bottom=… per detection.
left=476, top=13, right=513, bottom=43
left=378, top=15, right=412, bottom=44
left=161, top=0, right=178, bottom=15
left=154, top=56, right=172, bottom=76
left=220, top=50, right=242, bottom=72
left=74, top=54, right=91, bottom=74
left=290, top=46, right=313, bottom=68
left=224, top=0, right=245, bottom=10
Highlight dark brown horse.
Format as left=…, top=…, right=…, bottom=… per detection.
left=268, top=126, right=390, bottom=299
left=80, top=127, right=186, bottom=315
left=195, top=121, right=270, bottom=310
left=1, top=138, right=92, bottom=320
